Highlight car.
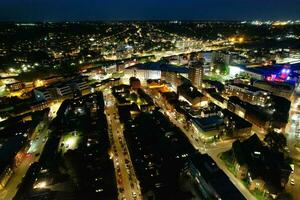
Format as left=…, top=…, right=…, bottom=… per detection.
left=121, top=194, right=126, bottom=200
left=117, top=178, right=123, bottom=185
left=290, top=178, right=295, bottom=185
left=132, top=192, right=137, bottom=197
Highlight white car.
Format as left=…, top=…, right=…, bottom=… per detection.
left=290, top=178, right=295, bottom=186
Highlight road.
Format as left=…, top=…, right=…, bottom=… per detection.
left=103, top=89, right=141, bottom=200
left=285, top=92, right=300, bottom=199
left=0, top=101, right=61, bottom=200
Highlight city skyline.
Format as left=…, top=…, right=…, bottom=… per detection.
left=0, top=1, right=300, bottom=200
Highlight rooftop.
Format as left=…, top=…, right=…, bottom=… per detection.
left=193, top=115, right=224, bottom=132
left=133, top=62, right=189, bottom=73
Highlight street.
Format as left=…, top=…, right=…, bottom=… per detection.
left=104, top=89, right=141, bottom=200
left=285, top=93, right=300, bottom=199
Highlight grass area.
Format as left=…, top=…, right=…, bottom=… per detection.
left=60, top=131, right=83, bottom=153
left=112, top=71, right=124, bottom=78
left=221, top=152, right=267, bottom=200
left=241, top=179, right=249, bottom=187
left=204, top=75, right=225, bottom=82
left=252, top=189, right=265, bottom=200
left=220, top=150, right=236, bottom=175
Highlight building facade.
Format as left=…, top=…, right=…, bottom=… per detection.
left=188, top=61, right=204, bottom=89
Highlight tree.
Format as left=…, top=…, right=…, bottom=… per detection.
left=264, top=131, right=287, bottom=152
left=129, top=93, right=138, bottom=102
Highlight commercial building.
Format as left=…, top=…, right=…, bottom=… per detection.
left=124, top=62, right=188, bottom=84
left=34, top=87, right=54, bottom=102
left=33, top=77, right=90, bottom=102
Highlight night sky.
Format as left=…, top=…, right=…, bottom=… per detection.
left=0, top=0, right=299, bottom=21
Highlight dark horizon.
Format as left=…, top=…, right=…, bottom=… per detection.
left=0, top=19, right=298, bottom=23
left=0, top=0, right=299, bottom=22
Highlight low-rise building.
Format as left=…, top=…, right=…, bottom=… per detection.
left=253, top=80, right=294, bottom=100
left=177, top=83, right=208, bottom=108
left=192, top=115, right=224, bottom=142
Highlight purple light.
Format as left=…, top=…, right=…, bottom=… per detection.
left=281, top=68, right=290, bottom=74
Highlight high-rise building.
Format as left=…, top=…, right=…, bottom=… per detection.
left=188, top=61, right=204, bottom=89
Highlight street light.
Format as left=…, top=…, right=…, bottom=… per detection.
left=34, top=181, right=47, bottom=189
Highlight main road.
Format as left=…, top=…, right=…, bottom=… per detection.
left=103, top=89, right=141, bottom=200
left=285, top=92, right=300, bottom=199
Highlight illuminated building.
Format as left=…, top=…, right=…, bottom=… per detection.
left=253, top=80, right=294, bottom=100
left=224, top=83, right=272, bottom=107
left=188, top=61, right=204, bottom=89
left=177, top=83, right=207, bottom=108
left=6, top=82, right=24, bottom=92
left=33, top=78, right=90, bottom=102
left=0, top=166, right=12, bottom=189
left=34, top=88, right=54, bottom=102
left=124, top=62, right=188, bottom=83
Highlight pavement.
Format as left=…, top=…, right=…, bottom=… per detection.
left=104, top=89, right=141, bottom=200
